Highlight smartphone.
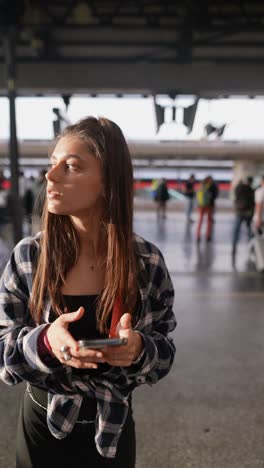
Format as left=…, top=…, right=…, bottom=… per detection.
left=78, top=337, right=128, bottom=349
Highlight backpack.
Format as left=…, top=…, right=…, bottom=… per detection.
left=197, top=186, right=211, bottom=207
left=234, top=183, right=254, bottom=213
left=155, top=183, right=170, bottom=202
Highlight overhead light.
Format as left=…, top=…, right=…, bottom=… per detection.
left=217, top=124, right=226, bottom=137
left=205, top=123, right=216, bottom=136
left=183, top=97, right=199, bottom=134
left=205, top=123, right=226, bottom=138
left=62, top=94, right=71, bottom=110
left=153, top=96, right=166, bottom=133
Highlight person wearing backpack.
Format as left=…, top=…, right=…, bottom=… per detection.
left=154, top=178, right=170, bottom=219
left=254, top=175, right=264, bottom=232
left=196, top=176, right=213, bottom=242
left=231, top=176, right=255, bottom=258
left=207, top=176, right=219, bottom=223
left=184, top=174, right=196, bottom=223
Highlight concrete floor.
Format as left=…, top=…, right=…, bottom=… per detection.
left=1, top=211, right=264, bottom=467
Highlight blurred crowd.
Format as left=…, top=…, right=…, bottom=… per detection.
left=152, top=173, right=264, bottom=269
left=0, top=169, right=264, bottom=270
left=0, top=169, right=46, bottom=231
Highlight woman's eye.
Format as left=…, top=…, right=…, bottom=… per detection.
left=66, top=163, right=78, bottom=171
left=47, top=161, right=79, bottom=171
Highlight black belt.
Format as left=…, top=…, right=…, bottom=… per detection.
left=27, top=384, right=97, bottom=422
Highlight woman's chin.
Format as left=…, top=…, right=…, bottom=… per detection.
left=47, top=205, right=67, bottom=215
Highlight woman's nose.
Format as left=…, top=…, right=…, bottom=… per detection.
left=46, top=164, right=60, bottom=182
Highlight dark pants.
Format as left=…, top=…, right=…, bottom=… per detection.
left=186, top=197, right=194, bottom=221
left=16, top=387, right=136, bottom=468
left=156, top=200, right=167, bottom=218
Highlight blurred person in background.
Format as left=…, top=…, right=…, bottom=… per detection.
left=32, top=169, right=47, bottom=211
left=19, top=171, right=27, bottom=201
left=154, top=178, right=170, bottom=219
left=231, top=176, right=255, bottom=259
left=151, top=178, right=159, bottom=200
left=207, top=176, right=219, bottom=223
left=0, top=169, right=5, bottom=189
left=23, top=176, right=36, bottom=227
left=254, top=175, right=264, bottom=233
left=0, top=170, right=9, bottom=225
left=196, top=176, right=213, bottom=242
left=31, top=169, right=47, bottom=233
left=184, top=174, right=196, bottom=223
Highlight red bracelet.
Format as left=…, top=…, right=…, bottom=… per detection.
left=43, top=328, right=53, bottom=353
left=38, top=326, right=55, bottom=357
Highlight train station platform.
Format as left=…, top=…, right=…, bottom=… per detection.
left=0, top=210, right=264, bottom=467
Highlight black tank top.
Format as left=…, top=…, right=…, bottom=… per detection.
left=63, top=294, right=110, bottom=375
left=46, top=295, right=110, bottom=420
left=65, top=294, right=104, bottom=340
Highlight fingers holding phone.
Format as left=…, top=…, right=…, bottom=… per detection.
left=102, top=313, right=144, bottom=367
left=47, top=307, right=106, bottom=369
left=69, top=347, right=106, bottom=369
left=72, top=338, right=127, bottom=369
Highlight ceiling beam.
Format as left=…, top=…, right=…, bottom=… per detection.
left=0, top=62, right=262, bottom=95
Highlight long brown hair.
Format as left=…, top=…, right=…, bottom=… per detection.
left=30, top=117, right=138, bottom=333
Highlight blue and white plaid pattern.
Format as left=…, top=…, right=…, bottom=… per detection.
left=0, top=232, right=176, bottom=458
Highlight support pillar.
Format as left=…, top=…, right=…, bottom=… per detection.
left=231, top=160, right=258, bottom=192
left=4, top=26, right=23, bottom=244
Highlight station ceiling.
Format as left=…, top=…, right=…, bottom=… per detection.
left=1, top=1, right=264, bottom=95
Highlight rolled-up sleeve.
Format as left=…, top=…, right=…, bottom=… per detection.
left=121, top=250, right=176, bottom=386
left=0, top=240, right=64, bottom=387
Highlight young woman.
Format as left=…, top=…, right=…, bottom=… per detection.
left=0, top=117, right=176, bottom=468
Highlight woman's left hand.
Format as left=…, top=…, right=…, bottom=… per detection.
left=102, top=313, right=144, bottom=367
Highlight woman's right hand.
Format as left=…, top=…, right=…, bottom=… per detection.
left=46, top=307, right=104, bottom=369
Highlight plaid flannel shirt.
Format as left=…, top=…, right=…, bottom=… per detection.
left=0, top=232, right=176, bottom=458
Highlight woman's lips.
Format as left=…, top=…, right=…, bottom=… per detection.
left=47, top=188, right=63, bottom=199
